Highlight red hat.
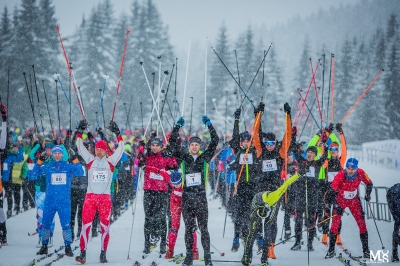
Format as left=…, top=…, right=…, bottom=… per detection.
left=330, top=142, right=339, bottom=148
left=95, top=140, right=107, bottom=151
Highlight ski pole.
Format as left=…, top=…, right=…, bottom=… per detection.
left=111, top=29, right=131, bottom=122
left=127, top=168, right=142, bottom=260
left=310, top=59, right=323, bottom=128
left=326, top=54, right=333, bottom=124
left=55, top=26, right=86, bottom=120
left=275, top=214, right=336, bottom=246
left=297, top=90, right=319, bottom=128
left=204, top=36, right=208, bottom=115
left=238, top=43, right=273, bottom=108
left=56, top=76, right=79, bottom=125
left=181, top=26, right=192, bottom=117
left=340, top=69, right=384, bottom=124
left=196, top=230, right=225, bottom=256
left=100, top=75, right=108, bottom=128
left=6, top=68, right=9, bottom=119
left=367, top=201, right=385, bottom=249
left=159, top=64, right=175, bottom=120
left=23, top=72, right=38, bottom=134
left=54, top=75, right=61, bottom=134
left=41, top=80, right=53, bottom=133
left=31, top=64, right=45, bottom=132
left=212, top=47, right=255, bottom=109
left=140, top=102, right=144, bottom=131
left=330, top=54, right=335, bottom=123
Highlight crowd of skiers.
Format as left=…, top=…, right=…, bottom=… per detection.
left=0, top=99, right=400, bottom=266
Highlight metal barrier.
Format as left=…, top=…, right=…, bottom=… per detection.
left=360, top=184, right=392, bottom=222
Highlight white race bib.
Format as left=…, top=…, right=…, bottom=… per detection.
left=150, top=172, right=163, bottom=180
left=51, top=173, right=66, bottom=185
left=262, top=159, right=278, bottom=172
left=125, top=166, right=130, bottom=171
left=305, top=166, right=316, bottom=178
left=28, top=163, right=35, bottom=170
left=239, top=153, right=253, bottom=164
left=3, top=163, right=7, bottom=171
left=173, top=190, right=182, bottom=197
left=344, top=189, right=358, bottom=200
left=327, top=171, right=338, bottom=182
left=92, top=171, right=108, bottom=183
left=186, top=173, right=201, bottom=187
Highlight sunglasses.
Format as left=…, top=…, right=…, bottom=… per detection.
left=330, top=147, right=339, bottom=151
left=265, top=141, right=276, bottom=146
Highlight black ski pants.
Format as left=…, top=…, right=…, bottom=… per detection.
left=182, top=191, right=210, bottom=253
left=22, top=180, right=35, bottom=209
left=70, top=188, right=86, bottom=239
left=143, top=190, right=168, bottom=238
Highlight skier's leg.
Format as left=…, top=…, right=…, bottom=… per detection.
left=80, top=194, right=97, bottom=251
left=97, top=194, right=112, bottom=252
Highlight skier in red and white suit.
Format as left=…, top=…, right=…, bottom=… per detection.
left=325, top=158, right=373, bottom=259
left=75, top=120, right=124, bottom=264
left=165, top=171, right=198, bottom=260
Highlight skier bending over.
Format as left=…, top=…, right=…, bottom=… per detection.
left=387, top=183, right=400, bottom=262
left=34, top=145, right=83, bottom=257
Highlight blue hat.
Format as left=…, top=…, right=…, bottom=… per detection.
left=240, top=131, right=251, bottom=142
left=170, top=171, right=182, bottom=186
left=45, top=142, right=55, bottom=149
left=346, top=158, right=358, bottom=169
left=52, top=145, right=63, bottom=155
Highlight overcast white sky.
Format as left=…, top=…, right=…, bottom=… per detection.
left=2, top=0, right=361, bottom=51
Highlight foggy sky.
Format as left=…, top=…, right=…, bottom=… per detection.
left=1, top=0, right=361, bottom=52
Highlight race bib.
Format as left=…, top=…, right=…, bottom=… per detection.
left=262, top=159, right=277, bottom=172
left=344, top=189, right=358, bottom=200
left=186, top=173, right=201, bottom=187
left=239, top=153, right=253, bottom=164
left=28, top=163, right=35, bottom=170
left=173, top=190, right=182, bottom=197
left=92, top=171, right=108, bottom=183
left=125, top=166, right=130, bottom=171
left=150, top=172, right=163, bottom=180
left=327, top=171, right=338, bottom=182
left=51, top=173, right=66, bottom=185
left=3, top=163, right=7, bottom=171
left=305, top=166, right=315, bottom=178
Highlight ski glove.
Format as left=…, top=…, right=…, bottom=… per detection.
left=334, top=204, right=343, bottom=216
left=0, top=104, right=6, bottom=122
left=176, top=117, right=185, bottom=127
left=321, top=132, right=329, bottom=143
left=202, top=115, right=212, bottom=126
left=326, top=123, right=334, bottom=134
left=365, top=183, right=373, bottom=202
left=258, top=102, right=265, bottom=113
left=284, top=102, right=291, bottom=115
left=107, top=121, right=120, bottom=135
left=234, top=108, right=241, bottom=119
left=292, top=126, right=297, bottom=136
left=335, top=123, right=343, bottom=133
left=76, top=120, right=88, bottom=134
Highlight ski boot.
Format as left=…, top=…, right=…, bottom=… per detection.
left=325, top=250, right=335, bottom=259
left=291, top=240, right=301, bottom=251
left=160, top=236, right=167, bottom=254
left=325, top=232, right=337, bottom=259
left=0, top=236, right=7, bottom=246
left=392, top=249, right=399, bottom=262
left=261, top=249, right=269, bottom=265
left=76, top=250, right=86, bottom=264
left=6, top=210, right=11, bottom=219
left=231, top=237, right=240, bottom=252
left=204, top=251, right=212, bottom=266
left=321, top=234, right=328, bottom=245
left=307, top=243, right=314, bottom=251
left=267, top=243, right=276, bottom=259
left=182, top=251, right=193, bottom=266
left=360, top=232, right=370, bottom=259
left=100, top=250, right=108, bottom=263
left=37, top=244, right=48, bottom=255
left=192, top=248, right=199, bottom=260
left=65, top=245, right=74, bottom=257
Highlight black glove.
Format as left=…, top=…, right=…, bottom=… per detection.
left=284, top=102, right=291, bottom=115
left=161, top=147, right=173, bottom=158
left=258, top=102, right=265, bottom=113
left=254, top=106, right=259, bottom=117
left=334, top=204, right=343, bottom=216
left=76, top=120, right=88, bottom=134
left=234, top=108, right=241, bottom=119
left=365, top=183, right=373, bottom=202
left=107, top=121, right=120, bottom=135
left=39, top=153, right=47, bottom=162
left=87, top=132, right=93, bottom=140
left=0, top=104, right=7, bottom=122
left=365, top=194, right=371, bottom=202
left=336, top=123, right=343, bottom=133
left=321, top=132, right=328, bottom=143
left=326, top=123, right=334, bottom=134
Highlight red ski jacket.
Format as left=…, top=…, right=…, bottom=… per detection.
left=331, top=168, right=372, bottom=201
left=142, top=152, right=177, bottom=192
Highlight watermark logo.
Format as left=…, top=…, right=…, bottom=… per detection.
left=370, top=249, right=390, bottom=263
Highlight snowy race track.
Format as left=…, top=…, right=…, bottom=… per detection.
left=0, top=160, right=397, bottom=266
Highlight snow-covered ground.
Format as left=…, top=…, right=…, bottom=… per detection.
left=0, top=158, right=398, bottom=266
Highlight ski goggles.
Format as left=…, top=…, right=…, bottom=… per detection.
left=264, top=141, right=276, bottom=146
left=329, top=147, right=339, bottom=151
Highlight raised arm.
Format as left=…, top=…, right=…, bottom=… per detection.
left=76, top=120, right=94, bottom=164
left=231, top=109, right=241, bottom=154
left=279, top=103, right=292, bottom=159
left=201, top=116, right=219, bottom=163
left=336, top=123, right=347, bottom=168
left=0, top=104, right=7, bottom=149
left=106, top=121, right=124, bottom=166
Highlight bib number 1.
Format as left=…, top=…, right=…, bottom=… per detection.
left=186, top=173, right=201, bottom=187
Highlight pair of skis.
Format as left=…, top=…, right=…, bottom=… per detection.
left=26, top=245, right=65, bottom=266
left=337, top=244, right=367, bottom=266
left=43, top=246, right=79, bottom=266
